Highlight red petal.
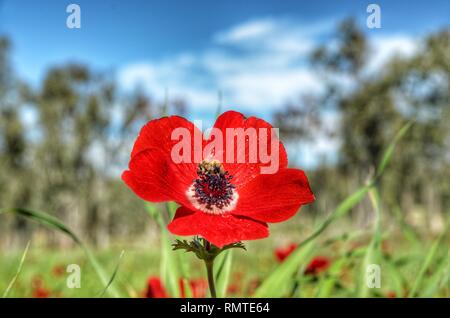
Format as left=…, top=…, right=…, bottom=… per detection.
left=232, top=168, right=315, bottom=223
left=123, top=115, right=203, bottom=206
left=146, top=277, right=169, bottom=298
left=167, top=206, right=269, bottom=248
left=305, top=256, right=331, bottom=276
left=274, top=243, right=298, bottom=263
left=122, top=148, right=196, bottom=207
left=211, top=111, right=288, bottom=187
left=131, top=115, right=202, bottom=161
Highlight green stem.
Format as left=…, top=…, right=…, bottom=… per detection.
left=205, top=260, right=217, bottom=298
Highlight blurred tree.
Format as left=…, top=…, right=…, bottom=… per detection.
left=0, top=37, right=33, bottom=247
left=277, top=19, right=449, bottom=231
left=0, top=36, right=187, bottom=248
left=2, top=18, right=448, bottom=247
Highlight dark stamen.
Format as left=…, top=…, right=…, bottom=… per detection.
left=193, top=160, right=235, bottom=211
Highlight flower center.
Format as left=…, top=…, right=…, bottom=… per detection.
left=187, top=159, right=238, bottom=214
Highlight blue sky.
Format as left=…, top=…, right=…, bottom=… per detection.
left=0, top=0, right=449, bottom=167
left=1, top=0, right=448, bottom=86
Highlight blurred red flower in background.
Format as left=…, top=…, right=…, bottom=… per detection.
left=226, top=283, right=240, bottom=295
left=304, top=256, right=331, bottom=276
left=31, top=277, right=51, bottom=298
left=145, top=277, right=168, bottom=298
left=226, top=272, right=244, bottom=296
left=246, top=278, right=262, bottom=296
left=275, top=245, right=331, bottom=276
left=179, top=279, right=208, bottom=298
left=144, top=276, right=208, bottom=298
left=122, top=111, right=315, bottom=247
left=52, top=265, right=65, bottom=277
left=274, top=243, right=298, bottom=262
left=386, top=291, right=397, bottom=298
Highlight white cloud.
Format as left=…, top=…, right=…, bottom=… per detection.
left=214, top=17, right=334, bottom=55
left=119, top=63, right=156, bottom=91
left=214, top=18, right=276, bottom=43
left=116, top=17, right=419, bottom=168
left=218, top=69, right=322, bottom=109
left=118, top=17, right=334, bottom=114
left=365, top=35, right=418, bottom=74
left=118, top=58, right=218, bottom=110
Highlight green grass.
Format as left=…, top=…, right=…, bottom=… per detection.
left=0, top=228, right=448, bottom=298
left=0, top=122, right=448, bottom=298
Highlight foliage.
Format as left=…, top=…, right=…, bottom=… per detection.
left=0, top=18, right=449, bottom=298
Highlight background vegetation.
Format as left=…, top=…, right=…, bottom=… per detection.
left=0, top=18, right=449, bottom=297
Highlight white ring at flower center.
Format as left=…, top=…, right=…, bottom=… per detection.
left=186, top=184, right=239, bottom=215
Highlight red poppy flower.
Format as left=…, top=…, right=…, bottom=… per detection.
left=246, top=278, right=262, bottom=296
left=274, top=243, right=298, bottom=262
left=31, top=277, right=51, bottom=298
left=227, top=272, right=244, bottom=296
left=226, top=283, right=240, bottom=295
left=122, top=110, right=315, bottom=247
left=178, top=278, right=208, bottom=298
left=304, top=256, right=331, bottom=276
left=32, top=287, right=51, bottom=298
left=145, top=277, right=169, bottom=298
left=188, top=279, right=208, bottom=298
left=52, top=265, right=65, bottom=277
left=386, top=291, right=397, bottom=298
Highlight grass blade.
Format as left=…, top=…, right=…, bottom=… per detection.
left=254, top=121, right=412, bottom=298
left=253, top=241, right=315, bottom=298
left=0, top=208, right=122, bottom=298
left=357, top=187, right=382, bottom=297
left=315, top=258, right=348, bottom=298
left=383, top=254, right=407, bottom=297
left=214, top=250, right=233, bottom=298
left=2, top=241, right=31, bottom=298
left=408, top=221, right=448, bottom=297
left=253, top=185, right=371, bottom=298
left=98, top=250, right=125, bottom=297
left=375, top=121, right=413, bottom=179
left=392, top=205, right=421, bottom=247
left=145, top=202, right=184, bottom=297
left=421, top=255, right=449, bottom=297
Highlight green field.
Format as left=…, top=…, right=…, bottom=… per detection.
left=1, top=220, right=448, bottom=298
